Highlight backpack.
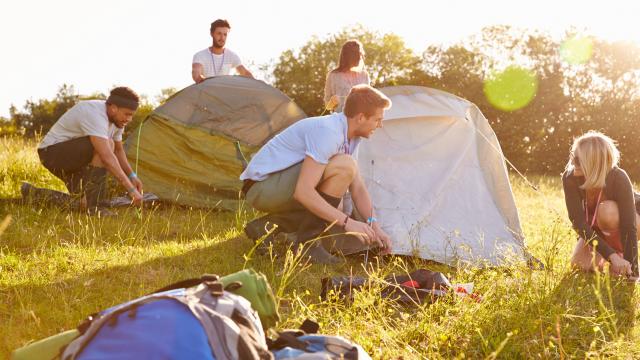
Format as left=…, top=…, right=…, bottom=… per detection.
left=12, top=269, right=279, bottom=360
left=153, top=268, right=280, bottom=329
left=268, top=320, right=371, bottom=360
left=61, top=274, right=272, bottom=360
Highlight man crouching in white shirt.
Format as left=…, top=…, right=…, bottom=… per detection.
left=24, top=87, right=144, bottom=215
left=240, top=85, right=392, bottom=264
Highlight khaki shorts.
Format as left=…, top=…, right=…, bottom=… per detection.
left=245, top=162, right=304, bottom=213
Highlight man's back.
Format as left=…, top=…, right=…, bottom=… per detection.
left=39, top=100, right=122, bottom=149
left=240, top=112, right=359, bottom=181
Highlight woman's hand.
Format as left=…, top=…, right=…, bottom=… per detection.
left=609, top=253, right=632, bottom=276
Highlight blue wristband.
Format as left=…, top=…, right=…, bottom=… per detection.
left=128, top=172, right=137, bottom=179
left=367, top=217, right=378, bottom=224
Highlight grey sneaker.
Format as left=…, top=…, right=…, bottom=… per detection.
left=296, top=241, right=342, bottom=265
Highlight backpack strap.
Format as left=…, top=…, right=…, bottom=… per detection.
left=268, top=331, right=307, bottom=351
left=299, top=319, right=319, bottom=334
left=150, top=274, right=220, bottom=294
left=267, top=319, right=320, bottom=351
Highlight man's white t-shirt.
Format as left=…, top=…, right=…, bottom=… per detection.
left=192, top=48, right=242, bottom=77
left=38, top=100, right=124, bottom=149
left=240, top=112, right=361, bottom=181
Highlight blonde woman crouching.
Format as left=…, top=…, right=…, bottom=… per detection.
left=562, top=131, right=639, bottom=279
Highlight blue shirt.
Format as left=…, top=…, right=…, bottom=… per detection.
left=240, top=112, right=360, bottom=181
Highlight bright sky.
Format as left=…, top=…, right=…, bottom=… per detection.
left=1, top=0, right=638, bottom=118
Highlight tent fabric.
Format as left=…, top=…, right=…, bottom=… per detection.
left=153, top=76, right=306, bottom=147
left=357, top=86, right=529, bottom=266
left=126, top=76, right=306, bottom=209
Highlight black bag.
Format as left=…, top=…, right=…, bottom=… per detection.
left=321, top=269, right=452, bottom=305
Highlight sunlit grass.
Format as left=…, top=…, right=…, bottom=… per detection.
left=2, top=137, right=640, bottom=359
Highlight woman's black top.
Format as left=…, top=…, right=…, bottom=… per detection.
left=562, top=166, right=638, bottom=276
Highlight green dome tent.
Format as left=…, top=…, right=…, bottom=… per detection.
left=125, top=76, right=306, bottom=209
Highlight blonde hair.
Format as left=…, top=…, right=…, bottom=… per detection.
left=566, top=131, right=620, bottom=189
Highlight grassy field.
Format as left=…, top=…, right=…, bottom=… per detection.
left=1, top=136, right=639, bottom=359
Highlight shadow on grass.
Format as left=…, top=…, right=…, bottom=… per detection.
left=1, top=233, right=257, bottom=355
left=1, top=229, right=368, bottom=356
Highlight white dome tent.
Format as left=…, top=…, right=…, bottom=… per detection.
left=357, top=86, right=534, bottom=266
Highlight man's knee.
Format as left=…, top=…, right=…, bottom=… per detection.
left=597, top=200, right=619, bottom=230
left=90, top=151, right=104, bottom=167
left=325, top=154, right=357, bottom=181
left=90, top=140, right=115, bottom=168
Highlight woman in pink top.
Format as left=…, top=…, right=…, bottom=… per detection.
left=324, top=40, right=371, bottom=113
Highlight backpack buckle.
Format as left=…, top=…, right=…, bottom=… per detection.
left=201, top=274, right=220, bottom=282
left=204, top=280, right=224, bottom=296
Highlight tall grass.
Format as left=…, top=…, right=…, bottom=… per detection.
left=1, top=137, right=639, bottom=358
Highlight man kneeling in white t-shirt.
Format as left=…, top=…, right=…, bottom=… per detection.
left=240, top=85, right=392, bottom=264
left=24, top=87, right=144, bottom=215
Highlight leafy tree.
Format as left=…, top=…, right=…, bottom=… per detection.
left=9, top=84, right=79, bottom=137
left=155, top=87, right=178, bottom=105
left=415, top=26, right=640, bottom=176
left=0, top=116, right=17, bottom=136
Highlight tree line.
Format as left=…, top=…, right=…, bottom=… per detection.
left=3, top=25, right=640, bottom=177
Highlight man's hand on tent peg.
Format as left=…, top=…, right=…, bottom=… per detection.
left=345, top=219, right=376, bottom=245
left=372, top=223, right=392, bottom=254
left=130, top=189, right=144, bottom=206
left=131, top=177, right=144, bottom=194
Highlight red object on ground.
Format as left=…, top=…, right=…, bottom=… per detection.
left=401, top=280, right=420, bottom=288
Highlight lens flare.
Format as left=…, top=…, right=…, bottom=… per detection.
left=483, top=66, right=538, bottom=112
left=560, top=36, right=593, bottom=65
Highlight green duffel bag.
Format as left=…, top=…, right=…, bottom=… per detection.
left=12, top=329, right=79, bottom=360
left=220, top=268, right=280, bottom=329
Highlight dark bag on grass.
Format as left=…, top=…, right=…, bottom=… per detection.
left=321, top=269, right=452, bottom=305
left=268, top=319, right=372, bottom=360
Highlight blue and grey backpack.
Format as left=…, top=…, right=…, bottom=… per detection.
left=268, top=320, right=372, bottom=360
left=60, top=274, right=272, bottom=360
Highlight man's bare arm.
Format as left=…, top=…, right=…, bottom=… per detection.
left=235, top=65, right=254, bottom=78
left=192, top=63, right=205, bottom=83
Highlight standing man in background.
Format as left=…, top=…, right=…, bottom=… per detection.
left=192, top=19, right=254, bottom=82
